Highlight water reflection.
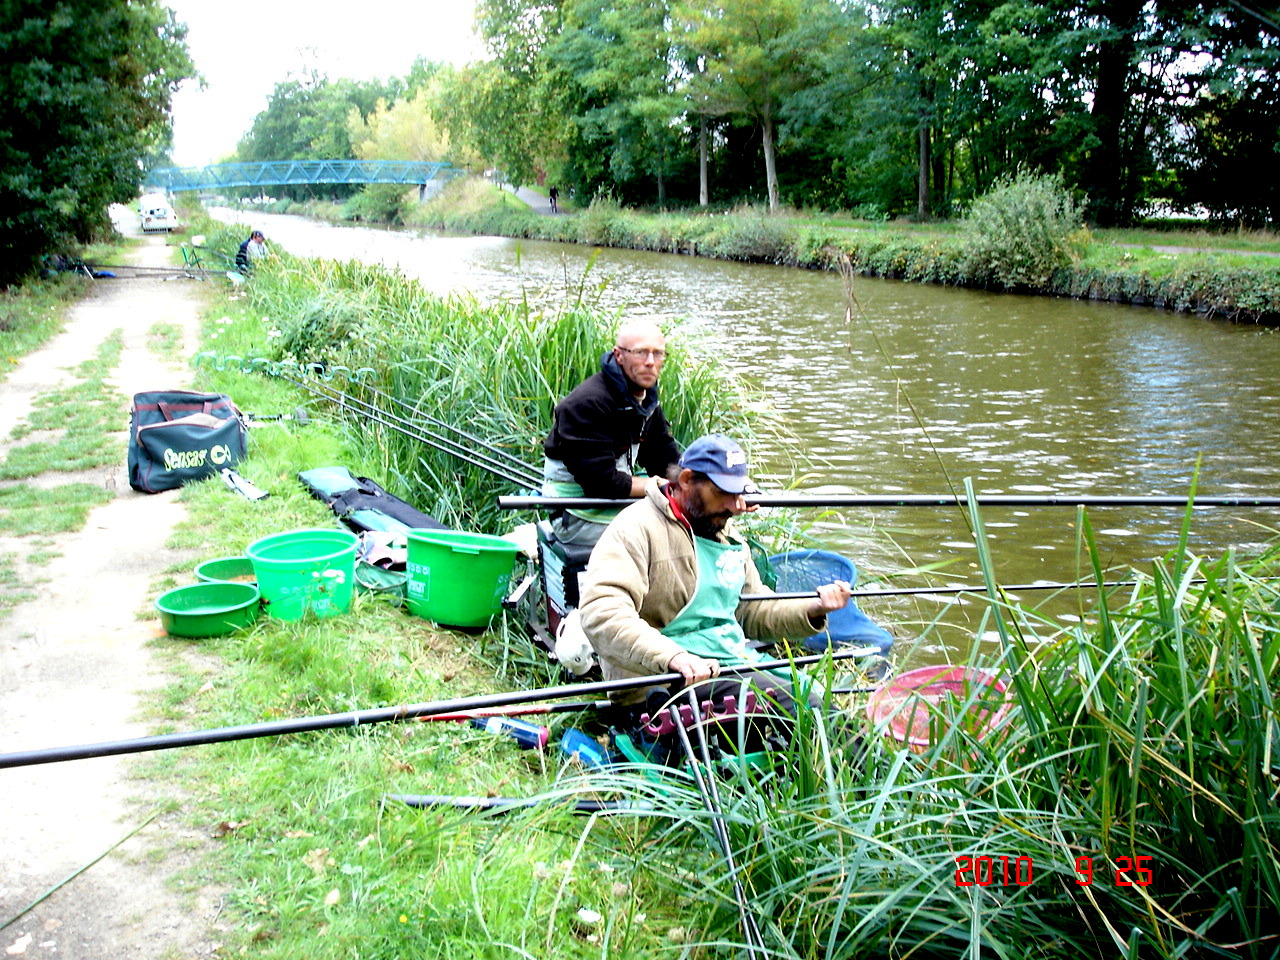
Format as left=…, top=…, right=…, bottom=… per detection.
left=215, top=210, right=1280, bottom=657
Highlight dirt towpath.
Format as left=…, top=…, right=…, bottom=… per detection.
left=0, top=234, right=226, bottom=959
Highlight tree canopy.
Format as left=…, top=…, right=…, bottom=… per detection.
left=0, top=0, right=194, bottom=284
left=230, top=0, right=1280, bottom=226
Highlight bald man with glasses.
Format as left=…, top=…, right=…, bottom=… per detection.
left=543, top=320, right=682, bottom=549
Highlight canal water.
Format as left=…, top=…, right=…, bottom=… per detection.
left=215, top=211, right=1280, bottom=657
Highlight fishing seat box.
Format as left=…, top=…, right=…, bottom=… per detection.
left=535, top=520, right=593, bottom=641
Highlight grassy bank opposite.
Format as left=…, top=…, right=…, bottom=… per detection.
left=253, top=177, right=1280, bottom=324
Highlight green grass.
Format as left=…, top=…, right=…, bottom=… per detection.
left=0, top=330, right=126, bottom=479
left=147, top=321, right=185, bottom=360
left=0, top=483, right=115, bottom=535
left=0, top=274, right=85, bottom=381
left=0, top=551, right=36, bottom=616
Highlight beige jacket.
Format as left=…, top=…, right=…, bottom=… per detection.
left=578, top=480, right=824, bottom=696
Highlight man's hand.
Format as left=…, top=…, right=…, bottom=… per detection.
left=667, top=651, right=720, bottom=684
left=807, top=580, right=852, bottom=618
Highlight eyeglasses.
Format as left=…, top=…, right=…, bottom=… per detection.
left=617, top=347, right=666, bottom=361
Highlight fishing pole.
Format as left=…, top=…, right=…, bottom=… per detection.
left=669, top=691, right=766, bottom=957
left=344, top=374, right=542, bottom=481
left=384, top=794, right=647, bottom=814
left=738, top=577, right=1211, bottom=602
left=242, top=358, right=542, bottom=485
left=82, top=263, right=220, bottom=279
left=275, top=370, right=544, bottom=490
left=0, top=650, right=872, bottom=770
left=279, top=371, right=542, bottom=488
left=419, top=700, right=609, bottom=722
left=499, top=494, right=1280, bottom=510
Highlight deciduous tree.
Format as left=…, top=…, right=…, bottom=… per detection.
left=0, top=0, right=193, bottom=284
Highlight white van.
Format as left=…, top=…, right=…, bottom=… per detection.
left=139, top=193, right=179, bottom=232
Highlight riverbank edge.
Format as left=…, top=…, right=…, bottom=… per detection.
left=263, top=190, right=1280, bottom=325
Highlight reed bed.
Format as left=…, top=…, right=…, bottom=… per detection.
left=534, top=509, right=1280, bottom=958
left=240, top=250, right=789, bottom=531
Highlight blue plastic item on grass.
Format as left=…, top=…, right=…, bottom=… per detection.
left=562, top=729, right=611, bottom=768
left=768, top=549, right=894, bottom=655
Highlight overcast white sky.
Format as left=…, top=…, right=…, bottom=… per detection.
left=164, top=1, right=483, bottom=166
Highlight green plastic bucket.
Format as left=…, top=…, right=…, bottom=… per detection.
left=155, top=581, right=260, bottom=638
left=245, top=528, right=359, bottom=621
left=406, top=529, right=518, bottom=628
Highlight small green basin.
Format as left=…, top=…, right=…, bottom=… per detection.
left=194, top=555, right=258, bottom=586
left=155, top=581, right=260, bottom=638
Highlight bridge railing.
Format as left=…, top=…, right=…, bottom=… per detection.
left=145, top=160, right=457, bottom=193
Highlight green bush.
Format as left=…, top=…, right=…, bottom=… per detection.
left=342, top=184, right=413, bottom=224
left=961, top=170, right=1085, bottom=290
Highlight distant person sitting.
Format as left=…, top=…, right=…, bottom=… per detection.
left=235, top=230, right=267, bottom=273
left=542, top=319, right=681, bottom=549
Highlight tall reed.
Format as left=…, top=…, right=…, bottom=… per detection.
left=540, top=507, right=1279, bottom=958
left=243, top=250, right=785, bottom=531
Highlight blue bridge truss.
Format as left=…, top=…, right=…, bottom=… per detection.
left=144, top=160, right=456, bottom=192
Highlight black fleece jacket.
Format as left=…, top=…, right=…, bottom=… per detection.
left=543, top=353, right=681, bottom=499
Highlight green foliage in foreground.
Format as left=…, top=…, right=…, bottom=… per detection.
left=0, top=273, right=86, bottom=380
left=405, top=179, right=1280, bottom=324
left=0, top=329, right=125, bottom=479
left=159, top=422, right=1280, bottom=958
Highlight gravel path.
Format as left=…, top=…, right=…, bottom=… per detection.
left=0, top=234, right=228, bottom=959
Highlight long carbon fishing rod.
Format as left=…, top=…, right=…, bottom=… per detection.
left=281, top=371, right=542, bottom=488
left=499, top=493, right=1280, bottom=510
left=0, top=650, right=871, bottom=770
left=83, top=263, right=220, bottom=279
left=275, top=371, right=544, bottom=490
left=738, top=577, right=1211, bottom=602
left=344, top=374, right=541, bottom=481
left=671, top=692, right=766, bottom=957
left=386, top=794, right=647, bottom=814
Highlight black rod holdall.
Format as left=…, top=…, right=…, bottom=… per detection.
left=128, top=390, right=248, bottom=493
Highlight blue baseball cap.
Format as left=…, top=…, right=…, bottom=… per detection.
left=679, top=434, right=759, bottom=495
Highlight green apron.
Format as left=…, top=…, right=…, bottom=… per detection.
left=543, top=449, right=637, bottom=524
left=661, top=534, right=823, bottom=702
left=659, top=535, right=760, bottom=667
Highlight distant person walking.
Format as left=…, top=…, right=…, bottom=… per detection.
left=548, top=185, right=559, bottom=214
left=235, top=230, right=267, bottom=273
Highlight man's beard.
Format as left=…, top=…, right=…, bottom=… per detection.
left=685, top=490, right=732, bottom=539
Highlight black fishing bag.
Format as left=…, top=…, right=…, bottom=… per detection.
left=297, top=466, right=447, bottom=536
left=128, top=391, right=248, bottom=493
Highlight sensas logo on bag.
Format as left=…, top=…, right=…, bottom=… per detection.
left=163, top=444, right=233, bottom=470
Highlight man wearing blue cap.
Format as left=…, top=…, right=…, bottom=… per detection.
left=578, top=434, right=852, bottom=718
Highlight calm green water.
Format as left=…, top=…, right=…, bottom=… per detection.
left=220, top=211, right=1280, bottom=656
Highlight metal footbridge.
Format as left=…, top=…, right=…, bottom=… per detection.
left=144, top=160, right=456, bottom=193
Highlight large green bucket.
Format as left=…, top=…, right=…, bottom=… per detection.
left=245, top=528, right=359, bottom=621
left=406, top=529, right=519, bottom=628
